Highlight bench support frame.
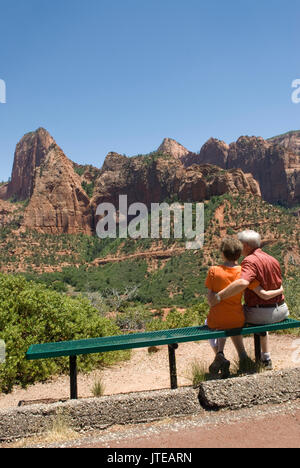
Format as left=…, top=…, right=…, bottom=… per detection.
left=254, top=334, right=262, bottom=363
left=168, top=344, right=178, bottom=389
left=70, top=355, right=78, bottom=400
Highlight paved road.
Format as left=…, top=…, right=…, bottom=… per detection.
left=72, top=401, right=300, bottom=449
left=4, top=400, right=300, bottom=448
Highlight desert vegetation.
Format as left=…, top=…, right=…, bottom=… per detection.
left=1, top=193, right=298, bottom=310
left=0, top=274, right=130, bottom=393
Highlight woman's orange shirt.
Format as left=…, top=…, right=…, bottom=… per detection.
left=205, top=265, right=259, bottom=330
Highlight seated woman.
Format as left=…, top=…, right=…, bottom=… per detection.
left=205, top=237, right=283, bottom=378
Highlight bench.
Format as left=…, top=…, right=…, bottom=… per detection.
left=26, top=318, right=300, bottom=399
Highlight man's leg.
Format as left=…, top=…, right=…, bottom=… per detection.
left=261, top=332, right=269, bottom=354
left=260, top=332, right=272, bottom=368
left=231, top=335, right=256, bottom=372
left=231, top=335, right=248, bottom=359
left=259, top=304, right=289, bottom=367
left=244, top=306, right=273, bottom=368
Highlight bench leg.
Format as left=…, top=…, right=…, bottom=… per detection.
left=168, top=344, right=178, bottom=389
left=70, top=355, right=78, bottom=399
left=254, top=334, right=261, bottom=363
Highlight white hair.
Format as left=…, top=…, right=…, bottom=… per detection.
left=238, top=230, right=261, bottom=249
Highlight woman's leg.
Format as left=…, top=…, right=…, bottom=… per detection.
left=205, top=320, right=225, bottom=355
left=209, top=338, right=230, bottom=378
left=217, top=338, right=227, bottom=354
left=209, top=338, right=228, bottom=355
left=208, top=338, right=218, bottom=355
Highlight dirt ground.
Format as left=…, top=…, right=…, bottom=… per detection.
left=0, top=333, right=299, bottom=409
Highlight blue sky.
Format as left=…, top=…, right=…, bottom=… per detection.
left=0, top=0, right=299, bottom=181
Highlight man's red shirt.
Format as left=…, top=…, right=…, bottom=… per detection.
left=240, top=248, right=284, bottom=306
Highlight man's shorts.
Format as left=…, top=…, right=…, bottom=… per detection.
left=243, top=302, right=289, bottom=325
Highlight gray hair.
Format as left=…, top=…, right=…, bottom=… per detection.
left=238, top=230, right=261, bottom=249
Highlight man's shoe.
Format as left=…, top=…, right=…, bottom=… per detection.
left=261, top=359, right=273, bottom=370
left=238, top=355, right=257, bottom=374
left=209, top=352, right=230, bottom=378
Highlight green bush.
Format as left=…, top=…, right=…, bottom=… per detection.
left=146, top=300, right=209, bottom=332
left=0, top=274, right=130, bottom=393
left=81, top=181, right=95, bottom=198
left=115, top=305, right=153, bottom=331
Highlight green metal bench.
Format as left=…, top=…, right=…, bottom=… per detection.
left=26, top=318, right=300, bottom=399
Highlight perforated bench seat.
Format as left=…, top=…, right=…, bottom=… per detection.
left=26, top=318, right=300, bottom=399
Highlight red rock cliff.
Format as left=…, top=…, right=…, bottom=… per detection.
left=23, top=144, right=93, bottom=235
left=91, top=152, right=260, bottom=212
left=6, top=128, right=55, bottom=201
left=182, top=135, right=300, bottom=206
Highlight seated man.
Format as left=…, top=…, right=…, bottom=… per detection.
left=208, top=230, right=289, bottom=369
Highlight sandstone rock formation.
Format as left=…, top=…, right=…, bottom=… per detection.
left=227, top=136, right=300, bottom=205
left=0, top=183, right=8, bottom=200
left=0, top=200, right=18, bottom=227
left=157, top=138, right=190, bottom=159
left=6, top=128, right=55, bottom=201
left=23, top=140, right=93, bottom=235
left=91, top=152, right=260, bottom=212
left=178, top=165, right=261, bottom=201
left=183, top=135, right=300, bottom=206
left=92, top=153, right=185, bottom=208
left=2, top=128, right=94, bottom=235
left=268, top=130, right=300, bottom=156
left=181, top=138, right=229, bottom=168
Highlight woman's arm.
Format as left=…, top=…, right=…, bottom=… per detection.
left=253, top=285, right=283, bottom=300
left=207, top=289, right=216, bottom=307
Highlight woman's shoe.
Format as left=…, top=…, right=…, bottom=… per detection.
left=220, top=359, right=231, bottom=379
left=209, top=352, right=230, bottom=378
